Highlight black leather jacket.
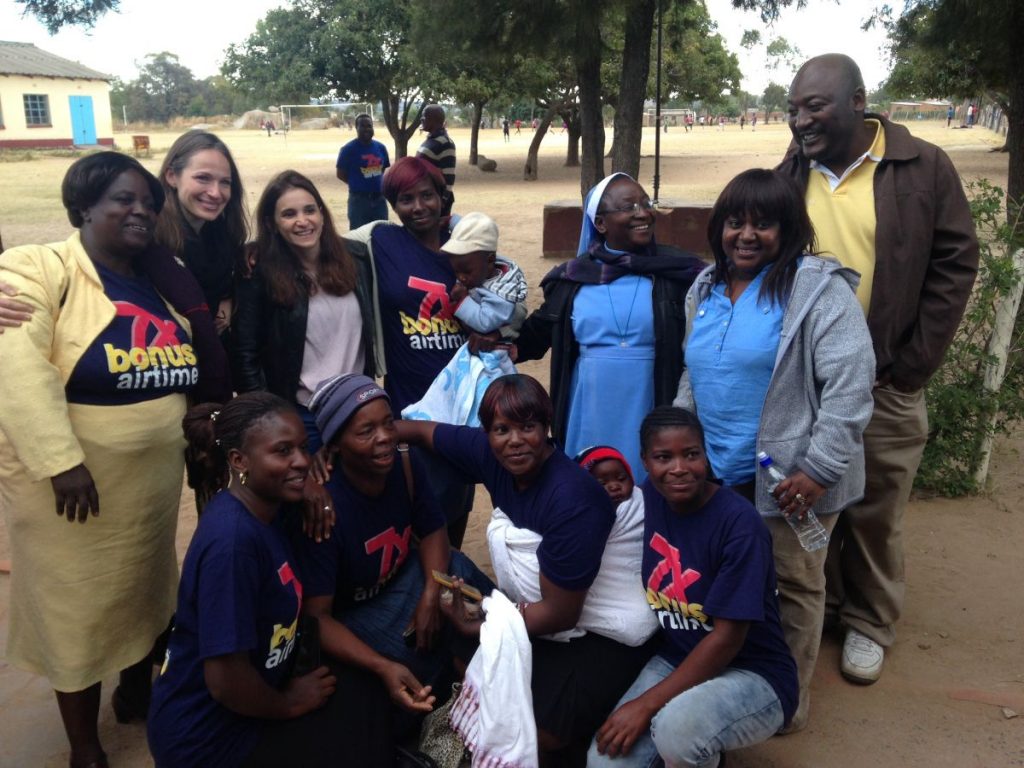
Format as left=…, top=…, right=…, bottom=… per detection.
left=232, top=250, right=376, bottom=399
left=515, top=244, right=703, bottom=444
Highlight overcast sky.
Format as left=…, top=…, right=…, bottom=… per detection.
left=1, top=0, right=891, bottom=95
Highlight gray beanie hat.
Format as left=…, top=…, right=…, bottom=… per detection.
left=309, top=373, right=390, bottom=447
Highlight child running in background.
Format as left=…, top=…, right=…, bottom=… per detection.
left=443, top=212, right=528, bottom=339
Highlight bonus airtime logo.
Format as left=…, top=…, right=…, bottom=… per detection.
left=399, top=276, right=466, bottom=350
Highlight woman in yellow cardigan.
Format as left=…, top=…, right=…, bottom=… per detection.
left=0, top=153, right=197, bottom=768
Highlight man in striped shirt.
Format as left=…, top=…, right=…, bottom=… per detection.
left=417, top=104, right=456, bottom=215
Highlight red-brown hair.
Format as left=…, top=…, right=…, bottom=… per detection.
left=382, top=156, right=446, bottom=208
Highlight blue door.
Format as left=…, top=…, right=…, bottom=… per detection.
left=69, top=95, right=97, bottom=145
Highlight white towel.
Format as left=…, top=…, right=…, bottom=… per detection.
left=450, top=590, right=538, bottom=768
left=486, top=490, right=658, bottom=647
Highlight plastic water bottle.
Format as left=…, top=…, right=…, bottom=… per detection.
left=756, top=452, right=829, bottom=552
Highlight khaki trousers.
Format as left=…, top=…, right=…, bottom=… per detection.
left=765, top=513, right=839, bottom=731
left=825, top=385, right=929, bottom=647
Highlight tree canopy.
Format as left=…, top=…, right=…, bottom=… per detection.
left=880, top=0, right=1022, bottom=230
left=14, top=0, right=117, bottom=32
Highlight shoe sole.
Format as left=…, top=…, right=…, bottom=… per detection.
left=840, top=666, right=880, bottom=685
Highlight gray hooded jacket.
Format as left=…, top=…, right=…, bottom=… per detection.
left=674, top=255, right=876, bottom=517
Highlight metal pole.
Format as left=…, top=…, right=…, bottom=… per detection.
left=653, top=0, right=663, bottom=204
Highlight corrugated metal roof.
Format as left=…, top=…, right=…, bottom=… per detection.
left=0, top=41, right=110, bottom=81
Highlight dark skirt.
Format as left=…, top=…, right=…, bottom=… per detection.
left=532, top=632, right=656, bottom=764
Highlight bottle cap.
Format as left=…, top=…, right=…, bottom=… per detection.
left=757, top=451, right=772, bottom=467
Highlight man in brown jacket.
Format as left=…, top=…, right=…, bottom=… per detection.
left=777, top=53, right=978, bottom=714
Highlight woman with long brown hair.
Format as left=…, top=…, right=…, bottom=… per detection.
left=233, top=170, right=373, bottom=452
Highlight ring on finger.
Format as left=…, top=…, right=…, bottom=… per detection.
left=794, top=493, right=807, bottom=505
left=323, top=505, right=331, bottom=511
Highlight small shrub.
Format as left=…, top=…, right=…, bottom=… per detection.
left=916, top=179, right=1024, bottom=495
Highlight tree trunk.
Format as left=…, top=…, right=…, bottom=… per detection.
left=523, top=105, right=559, bottom=180
left=576, top=7, right=605, bottom=198
left=383, top=96, right=424, bottom=159
left=566, top=118, right=581, bottom=166
left=469, top=100, right=486, bottom=166
left=611, top=0, right=655, bottom=178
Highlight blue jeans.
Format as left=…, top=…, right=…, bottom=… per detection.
left=338, top=549, right=494, bottom=687
left=586, top=657, right=783, bottom=768
left=347, top=192, right=388, bottom=230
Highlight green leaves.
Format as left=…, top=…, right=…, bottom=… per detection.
left=918, top=180, right=1024, bottom=496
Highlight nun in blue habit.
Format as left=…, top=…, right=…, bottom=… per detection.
left=514, top=173, right=705, bottom=481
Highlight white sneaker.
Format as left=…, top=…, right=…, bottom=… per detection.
left=841, top=629, right=884, bottom=684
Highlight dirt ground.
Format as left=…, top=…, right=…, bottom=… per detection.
left=1, top=120, right=1021, bottom=767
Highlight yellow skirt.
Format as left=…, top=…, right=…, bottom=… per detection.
left=0, top=395, right=184, bottom=692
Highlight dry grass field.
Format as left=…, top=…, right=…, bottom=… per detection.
left=1, top=120, right=1021, bottom=768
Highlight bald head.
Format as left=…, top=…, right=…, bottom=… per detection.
left=792, top=54, right=865, bottom=104
left=787, top=53, right=873, bottom=175
left=422, top=105, right=446, bottom=134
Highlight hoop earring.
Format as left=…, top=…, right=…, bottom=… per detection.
left=239, top=471, right=248, bottom=487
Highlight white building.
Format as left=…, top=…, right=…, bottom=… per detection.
left=0, top=40, right=113, bottom=149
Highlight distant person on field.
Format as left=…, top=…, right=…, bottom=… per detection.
left=416, top=105, right=456, bottom=217
left=780, top=52, right=978, bottom=688
left=752, top=113, right=758, bottom=131
left=502, top=117, right=510, bottom=142
left=336, top=113, right=390, bottom=230
left=946, top=105, right=954, bottom=128
left=515, top=119, right=522, bottom=134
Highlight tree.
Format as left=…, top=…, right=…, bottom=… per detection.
left=608, top=0, right=656, bottom=179
left=226, top=0, right=443, bottom=157
left=14, top=0, right=116, bottom=32
left=408, top=4, right=518, bottom=166
left=762, top=81, right=787, bottom=122
left=133, top=53, right=201, bottom=122
left=221, top=7, right=320, bottom=107
left=879, top=0, right=1022, bottom=236
left=314, top=0, right=442, bottom=157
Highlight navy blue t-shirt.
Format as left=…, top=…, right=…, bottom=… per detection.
left=433, top=424, right=614, bottom=590
left=66, top=262, right=198, bottom=404
left=148, top=492, right=303, bottom=768
left=371, top=224, right=466, bottom=413
left=640, top=481, right=798, bottom=725
left=295, top=451, right=446, bottom=607
left=337, top=138, right=390, bottom=195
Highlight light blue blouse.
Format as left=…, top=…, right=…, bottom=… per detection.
left=684, top=269, right=784, bottom=485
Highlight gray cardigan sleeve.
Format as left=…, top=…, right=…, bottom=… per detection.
left=796, top=276, right=876, bottom=487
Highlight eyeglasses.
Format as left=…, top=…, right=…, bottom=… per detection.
left=596, top=199, right=656, bottom=215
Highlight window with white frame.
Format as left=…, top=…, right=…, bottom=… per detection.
left=23, top=94, right=51, bottom=126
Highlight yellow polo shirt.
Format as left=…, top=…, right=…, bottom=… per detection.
left=805, top=119, right=885, bottom=313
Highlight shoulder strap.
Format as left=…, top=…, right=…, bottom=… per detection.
left=398, top=443, right=415, bottom=503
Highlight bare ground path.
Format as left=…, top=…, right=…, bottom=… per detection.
left=1, top=120, right=1019, bottom=767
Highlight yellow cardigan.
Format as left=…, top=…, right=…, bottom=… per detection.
left=0, top=232, right=187, bottom=482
